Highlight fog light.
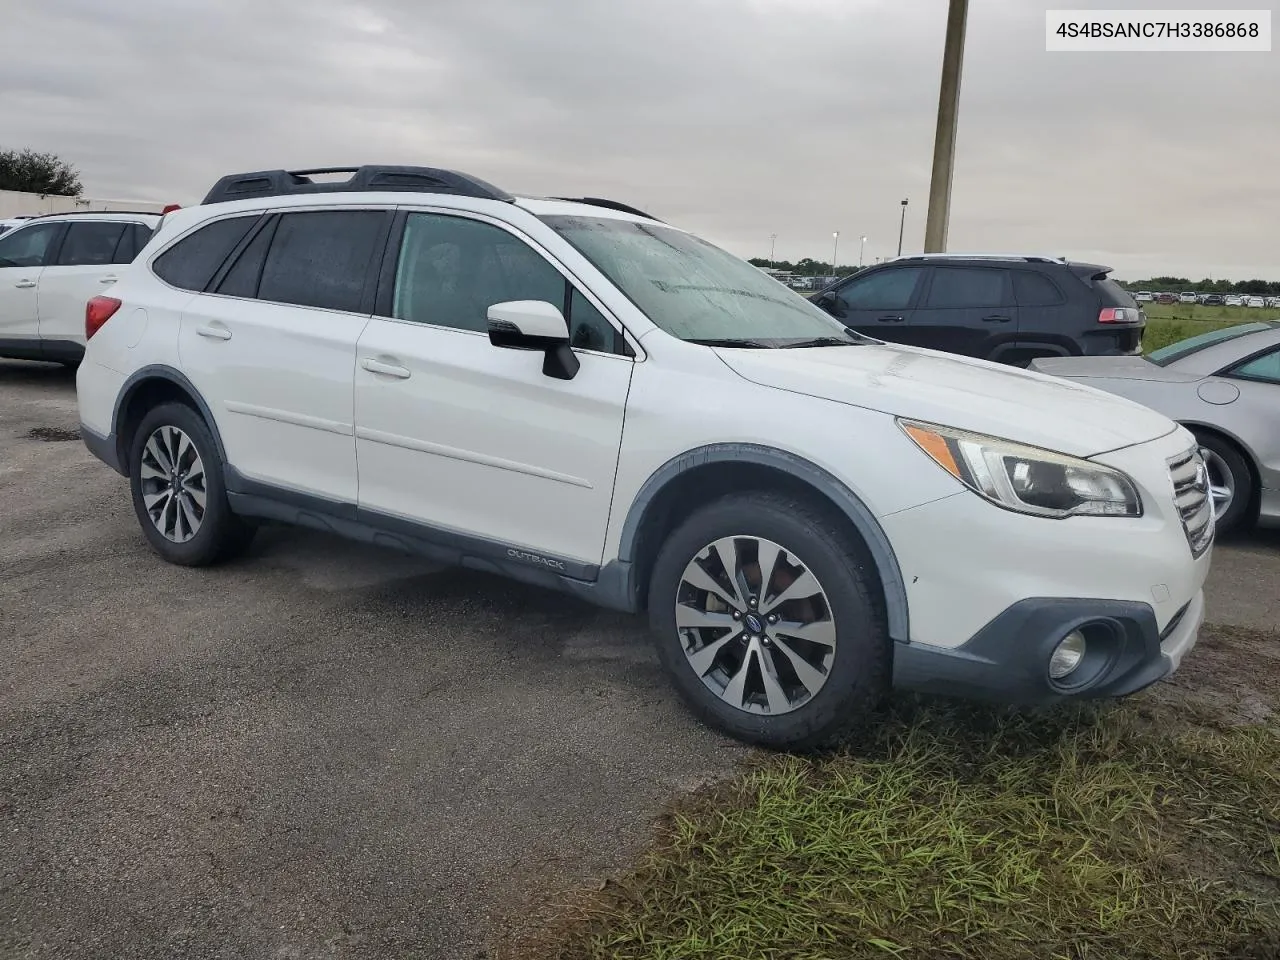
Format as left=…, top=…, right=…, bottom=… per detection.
left=1049, top=630, right=1087, bottom=680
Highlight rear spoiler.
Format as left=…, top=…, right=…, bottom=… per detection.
left=1067, top=261, right=1113, bottom=282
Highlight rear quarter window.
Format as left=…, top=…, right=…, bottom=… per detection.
left=152, top=216, right=259, bottom=291
left=1094, top=277, right=1138, bottom=308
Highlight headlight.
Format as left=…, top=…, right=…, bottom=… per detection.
left=899, top=420, right=1142, bottom=519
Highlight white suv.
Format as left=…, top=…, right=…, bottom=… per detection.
left=76, top=166, right=1211, bottom=748
left=0, top=211, right=160, bottom=364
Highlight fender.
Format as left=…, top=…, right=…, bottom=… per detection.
left=110, top=364, right=229, bottom=470
left=614, top=443, right=910, bottom=643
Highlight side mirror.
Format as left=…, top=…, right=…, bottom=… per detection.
left=487, top=300, right=580, bottom=381
left=816, top=291, right=837, bottom=312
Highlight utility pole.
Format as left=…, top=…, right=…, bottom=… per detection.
left=769, top=233, right=777, bottom=266
left=831, top=232, right=839, bottom=276
left=897, top=199, right=908, bottom=256
left=923, top=0, right=969, bottom=253
left=859, top=235, right=867, bottom=267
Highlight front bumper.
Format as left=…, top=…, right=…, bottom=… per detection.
left=892, top=589, right=1203, bottom=705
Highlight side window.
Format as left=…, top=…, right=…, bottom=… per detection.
left=837, top=267, right=923, bottom=311
left=153, top=216, right=258, bottom=291
left=1012, top=271, right=1064, bottom=306
left=392, top=213, right=565, bottom=333
left=215, top=218, right=278, bottom=299
left=0, top=223, right=64, bottom=268
left=1229, top=349, right=1280, bottom=385
left=257, top=210, right=385, bottom=312
left=924, top=267, right=1012, bottom=308
left=57, top=222, right=128, bottom=266
left=123, top=223, right=155, bottom=261
left=567, top=288, right=618, bottom=352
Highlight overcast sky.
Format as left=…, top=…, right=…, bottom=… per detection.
left=4, top=0, right=1276, bottom=279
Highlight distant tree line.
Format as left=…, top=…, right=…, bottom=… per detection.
left=0, top=148, right=83, bottom=196
left=749, top=257, right=863, bottom=278
left=1118, top=276, right=1280, bottom=297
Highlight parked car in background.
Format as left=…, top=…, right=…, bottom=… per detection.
left=1266, top=297, right=1280, bottom=308
left=1225, top=295, right=1245, bottom=307
left=812, top=254, right=1144, bottom=366
left=1154, top=292, right=1177, bottom=304
left=1179, top=292, right=1198, bottom=304
left=1031, top=320, right=1280, bottom=533
left=1202, top=294, right=1225, bottom=307
left=1134, top=291, right=1154, bottom=302
left=0, top=211, right=160, bottom=364
left=74, top=164, right=1210, bottom=749
left=0, top=216, right=33, bottom=237
left=1246, top=296, right=1266, bottom=308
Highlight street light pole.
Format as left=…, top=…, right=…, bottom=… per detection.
left=859, top=235, right=867, bottom=267
left=831, top=232, right=839, bottom=276
left=897, top=199, right=908, bottom=257
left=923, top=0, right=969, bottom=253
left=769, top=233, right=777, bottom=267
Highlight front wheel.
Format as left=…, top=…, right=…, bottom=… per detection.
left=128, top=402, right=255, bottom=566
left=648, top=492, right=889, bottom=750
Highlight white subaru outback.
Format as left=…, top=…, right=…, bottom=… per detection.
left=76, top=166, right=1212, bottom=749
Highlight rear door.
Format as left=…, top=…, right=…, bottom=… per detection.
left=1223, top=347, right=1280, bottom=495
left=1010, top=268, right=1075, bottom=358
left=0, top=221, right=64, bottom=345
left=37, top=219, right=137, bottom=346
left=178, top=208, right=390, bottom=503
left=816, top=265, right=926, bottom=343
left=912, top=265, right=1017, bottom=358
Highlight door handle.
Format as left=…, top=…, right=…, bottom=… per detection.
left=99, top=275, right=118, bottom=284
left=195, top=324, right=232, bottom=341
left=14, top=280, right=36, bottom=289
left=361, top=357, right=411, bottom=379
left=982, top=315, right=1012, bottom=323
left=877, top=315, right=905, bottom=323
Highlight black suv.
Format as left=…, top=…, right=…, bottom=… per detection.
left=813, top=255, right=1145, bottom=366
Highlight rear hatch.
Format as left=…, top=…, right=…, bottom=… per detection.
left=1069, top=262, right=1145, bottom=355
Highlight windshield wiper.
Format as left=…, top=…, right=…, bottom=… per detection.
left=686, top=337, right=774, bottom=349
left=779, top=336, right=865, bottom=348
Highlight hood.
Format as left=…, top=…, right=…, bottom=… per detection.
left=1028, top=354, right=1202, bottom=383
left=715, top=343, right=1177, bottom=457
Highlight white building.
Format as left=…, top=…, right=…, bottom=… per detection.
left=0, top=188, right=167, bottom=219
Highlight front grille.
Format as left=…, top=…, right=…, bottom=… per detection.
left=1168, top=448, right=1214, bottom=557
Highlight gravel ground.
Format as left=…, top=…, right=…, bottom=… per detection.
left=2, top=359, right=1276, bottom=960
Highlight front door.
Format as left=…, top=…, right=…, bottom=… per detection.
left=0, top=221, right=64, bottom=348
left=817, top=265, right=926, bottom=345
left=354, top=210, right=634, bottom=568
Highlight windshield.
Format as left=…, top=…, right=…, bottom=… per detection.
left=1147, top=321, right=1277, bottom=366
left=542, top=215, right=866, bottom=347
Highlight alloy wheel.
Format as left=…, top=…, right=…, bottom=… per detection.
left=1200, top=447, right=1235, bottom=521
left=675, top=536, right=836, bottom=715
left=139, top=425, right=207, bottom=543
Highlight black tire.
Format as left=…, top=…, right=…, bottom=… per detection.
left=128, top=402, right=255, bottom=566
left=1193, top=432, right=1253, bottom=534
left=648, top=492, right=889, bottom=751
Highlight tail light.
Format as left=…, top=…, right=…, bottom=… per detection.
left=1098, top=307, right=1136, bottom=324
left=86, top=296, right=122, bottom=340
left=161, top=203, right=182, bottom=214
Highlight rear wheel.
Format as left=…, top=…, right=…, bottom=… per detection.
left=128, top=402, right=255, bottom=565
left=648, top=492, right=889, bottom=750
left=1194, top=433, right=1253, bottom=534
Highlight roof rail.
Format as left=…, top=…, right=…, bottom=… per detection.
left=201, top=166, right=513, bottom=205
left=550, top=197, right=663, bottom=222
left=888, top=253, right=1069, bottom=264
left=26, top=209, right=163, bottom=220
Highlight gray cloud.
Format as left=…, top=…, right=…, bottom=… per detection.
left=3, top=0, right=1276, bottom=278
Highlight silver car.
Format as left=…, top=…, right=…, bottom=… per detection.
left=1030, top=321, right=1280, bottom=532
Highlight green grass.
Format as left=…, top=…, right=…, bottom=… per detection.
left=522, top=699, right=1280, bottom=960
left=1140, top=316, right=1247, bottom=353
left=1143, top=303, right=1270, bottom=325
